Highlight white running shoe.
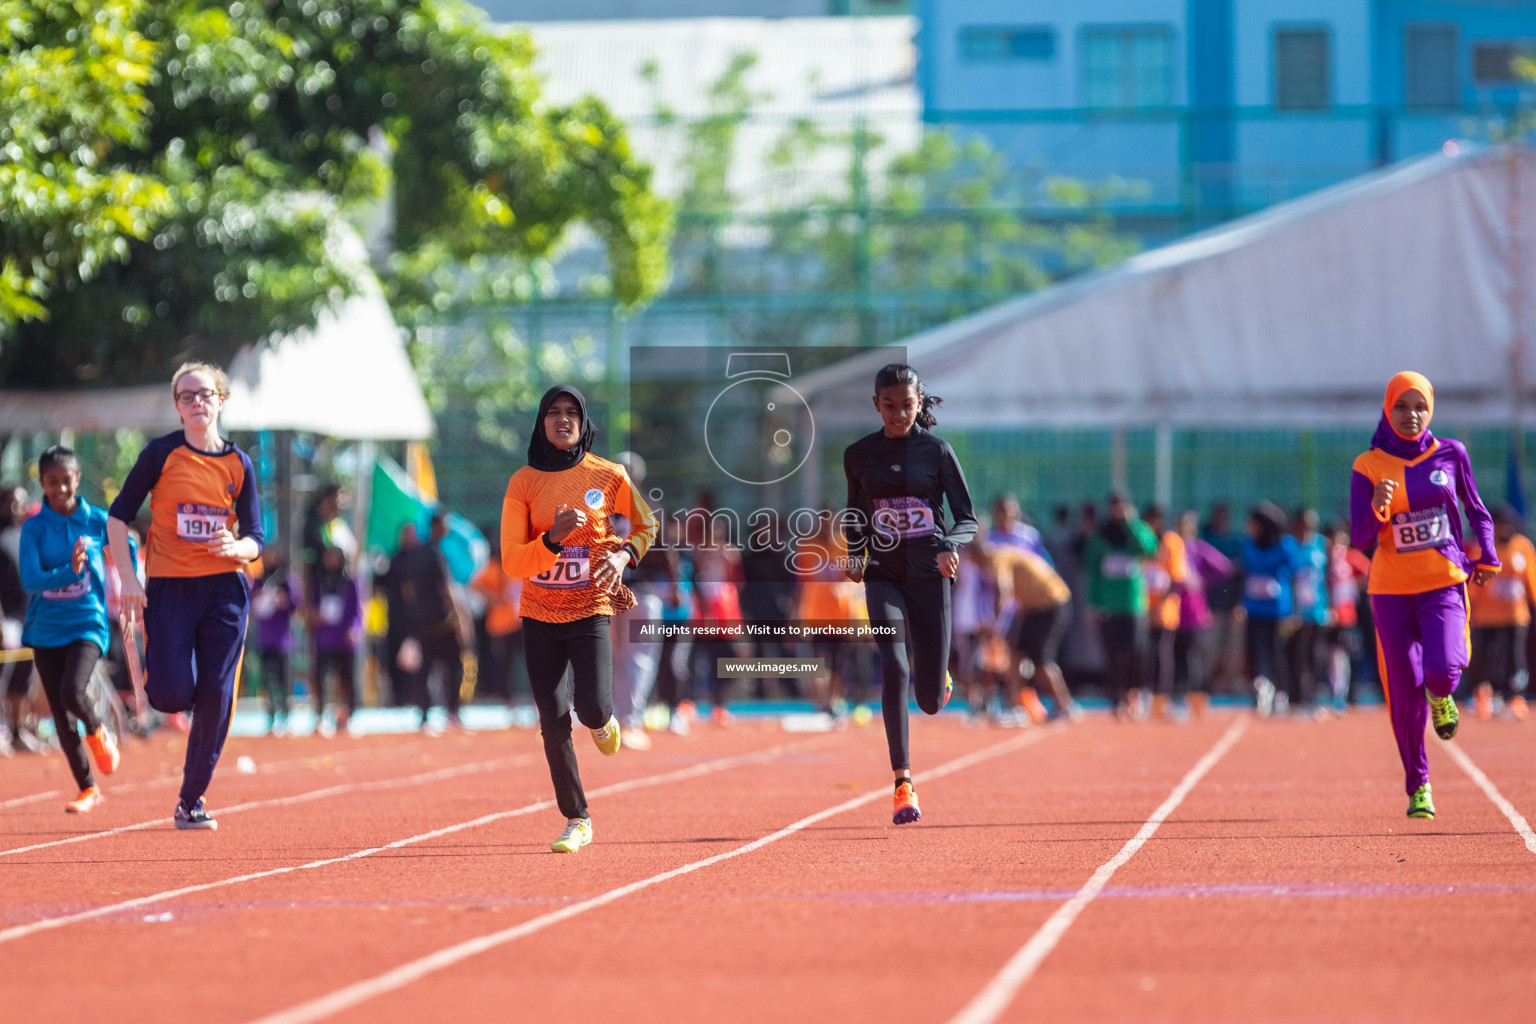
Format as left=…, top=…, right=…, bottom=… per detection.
left=1254, top=677, right=1276, bottom=718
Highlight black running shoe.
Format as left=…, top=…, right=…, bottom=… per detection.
left=174, top=798, right=218, bottom=831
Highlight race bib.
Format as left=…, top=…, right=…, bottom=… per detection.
left=872, top=497, right=935, bottom=541
left=42, top=578, right=89, bottom=602
left=1101, top=553, right=1137, bottom=579
left=1493, top=577, right=1526, bottom=603
left=1245, top=575, right=1282, bottom=601
left=1392, top=507, right=1451, bottom=554
left=176, top=502, right=229, bottom=543
left=319, top=594, right=344, bottom=624
left=532, top=545, right=591, bottom=590
left=1294, top=567, right=1319, bottom=609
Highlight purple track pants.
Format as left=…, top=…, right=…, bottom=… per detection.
left=1370, top=585, right=1468, bottom=795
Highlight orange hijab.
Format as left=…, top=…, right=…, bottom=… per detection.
left=1383, top=371, right=1434, bottom=429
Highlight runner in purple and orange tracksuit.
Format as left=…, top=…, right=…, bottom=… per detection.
left=1350, top=371, right=1499, bottom=819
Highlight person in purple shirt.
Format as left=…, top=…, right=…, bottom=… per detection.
left=252, top=552, right=299, bottom=736
left=309, top=545, right=363, bottom=737
left=988, top=494, right=1051, bottom=563
left=1172, top=510, right=1233, bottom=720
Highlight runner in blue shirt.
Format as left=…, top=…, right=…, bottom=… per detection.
left=19, top=447, right=134, bottom=813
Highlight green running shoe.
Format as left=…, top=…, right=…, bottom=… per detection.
left=1428, top=694, right=1459, bottom=740
left=1407, top=784, right=1436, bottom=819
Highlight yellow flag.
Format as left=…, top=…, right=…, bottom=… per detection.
left=405, top=441, right=439, bottom=502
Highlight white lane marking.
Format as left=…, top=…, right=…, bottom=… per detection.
left=0, top=755, right=533, bottom=858
left=243, top=728, right=1058, bottom=1024
left=1445, top=740, right=1536, bottom=857
left=0, top=741, right=818, bottom=944
left=1, top=792, right=61, bottom=810
left=946, top=716, right=1249, bottom=1024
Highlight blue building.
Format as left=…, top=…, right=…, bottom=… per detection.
left=917, top=0, right=1536, bottom=233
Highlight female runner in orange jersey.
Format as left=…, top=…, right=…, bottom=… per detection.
left=500, top=386, right=658, bottom=853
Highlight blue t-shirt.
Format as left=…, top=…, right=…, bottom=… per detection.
left=1292, top=534, right=1331, bottom=626
left=1241, top=535, right=1300, bottom=621
left=19, top=499, right=121, bottom=654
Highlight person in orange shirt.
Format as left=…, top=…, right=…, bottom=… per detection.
left=471, top=539, right=525, bottom=707
left=500, top=385, right=657, bottom=854
left=1466, top=506, right=1536, bottom=721
left=106, top=362, right=264, bottom=831
left=1349, top=371, right=1498, bottom=819
left=1142, top=506, right=1186, bottom=721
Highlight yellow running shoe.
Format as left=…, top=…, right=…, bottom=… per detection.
left=551, top=817, right=593, bottom=853
left=591, top=715, right=622, bottom=756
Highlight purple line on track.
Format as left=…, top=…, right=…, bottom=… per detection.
left=9, top=881, right=1536, bottom=929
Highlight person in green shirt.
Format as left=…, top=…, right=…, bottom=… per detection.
left=1084, top=493, right=1159, bottom=718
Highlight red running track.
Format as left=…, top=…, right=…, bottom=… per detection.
left=0, top=710, right=1532, bottom=1023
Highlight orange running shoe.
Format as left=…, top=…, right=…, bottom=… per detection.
left=85, top=724, right=120, bottom=775
left=1019, top=687, right=1048, bottom=724
left=711, top=705, right=735, bottom=727
left=892, top=779, right=921, bottom=825
left=940, top=671, right=954, bottom=710
left=66, top=787, right=103, bottom=814
left=1475, top=682, right=1493, bottom=720
left=1511, top=695, right=1529, bottom=721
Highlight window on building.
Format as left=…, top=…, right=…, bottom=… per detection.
left=1472, top=41, right=1534, bottom=85
left=1405, top=23, right=1459, bottom=107
left=960, top=26, right=1055, bottom=63
left=1079, top=25, right=1174, bottom=108
left=1275, top=27, right=1330, bottom=110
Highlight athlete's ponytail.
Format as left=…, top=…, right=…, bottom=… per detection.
left=874, top=362, right=943, bottom=429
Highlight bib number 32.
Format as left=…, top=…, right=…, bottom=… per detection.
left=872, top=497, right=935, bottom=541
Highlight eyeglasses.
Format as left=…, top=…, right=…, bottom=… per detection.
left=175, top=389, right=224, bottom=406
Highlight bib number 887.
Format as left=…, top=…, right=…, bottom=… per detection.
left=1397, top=520, right=1441, bottom=546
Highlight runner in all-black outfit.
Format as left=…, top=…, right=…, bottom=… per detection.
left=843, top=363, right=977, bottom=824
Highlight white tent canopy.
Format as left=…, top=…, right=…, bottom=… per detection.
left=786, top=144, right=1536, bottom=432
left=0, top=286, right=432, bottom=441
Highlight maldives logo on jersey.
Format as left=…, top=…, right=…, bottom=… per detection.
left=584, top=488, right=605, bottom=510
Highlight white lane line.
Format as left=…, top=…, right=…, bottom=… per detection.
left=946, top=716, right=1249, bottom=1024
left=0, top=740, right=818, bottom=944
left=1, top=792, right=61, bottom=810
left=0, top=755, right=534, bottom=858
left=1445, top=740, right=1536, bottom=857
left=243, top=727, right=1059, bottom=1024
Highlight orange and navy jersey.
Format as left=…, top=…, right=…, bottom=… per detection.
left=108, top=431, right=263, bottom=579
left=1143, top=531, right=1187, bottom=631
left=1468, top=534, right=1536, bottom=628
left=471, top=562, right=522, bottom=637
left=1349, top=437, right=1498, bottom=595
left=499, top=453, right=658, bottom=623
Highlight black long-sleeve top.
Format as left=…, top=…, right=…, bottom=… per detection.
left=842, top=425, right=978, bottom=583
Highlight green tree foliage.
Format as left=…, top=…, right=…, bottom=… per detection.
left=0, top=0, right=670, bottom=387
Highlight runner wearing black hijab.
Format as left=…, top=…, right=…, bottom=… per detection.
left=843, top=363, right=977, bottom=824
left=500, top=385, right=658, bottom=853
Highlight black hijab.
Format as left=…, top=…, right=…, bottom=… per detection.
left=527, top=384, right=596, bottom=472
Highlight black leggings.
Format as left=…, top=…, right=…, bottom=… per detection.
left=260, top=648, right=290, bottom=718
left=524, top=615, right=613, bottom=820
left=1172, top=629, right=1209, bottom=696
left=32, top=640, right=103, bottom=791
left=1099, top=614, right=1148, bottom=706
left=865, top=577, right=952, bottom=772
left=1285, top=622, right=1323, bottom=707
left=313, top=648, right=356, bottom=717
left=1246, top=617, right=1286, bottom=689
